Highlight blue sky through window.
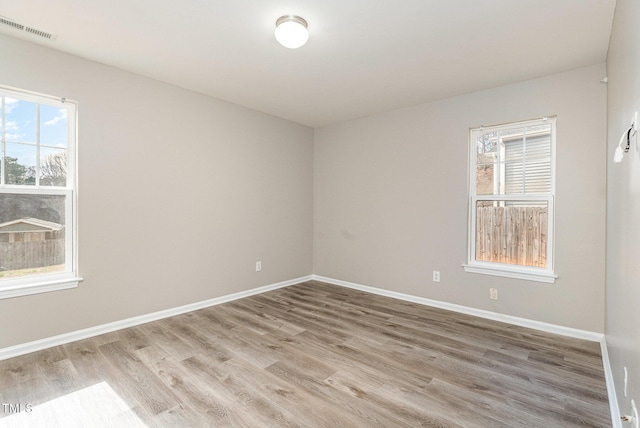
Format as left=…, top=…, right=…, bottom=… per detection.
left=2, top=98, right=68, bottom=168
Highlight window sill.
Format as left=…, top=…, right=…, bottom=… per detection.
left=463, top=263, right=557, bottom=283
left=0, top=275, right=83, bottom=300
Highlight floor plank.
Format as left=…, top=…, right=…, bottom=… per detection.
left=0, top=280, right=611, bottom=427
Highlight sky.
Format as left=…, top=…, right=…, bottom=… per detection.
left=1, top=96, right=68, bottom=174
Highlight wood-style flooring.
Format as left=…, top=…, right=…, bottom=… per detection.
left=0, top=280, right=611, bottom=427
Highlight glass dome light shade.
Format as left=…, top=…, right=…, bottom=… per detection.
left=275, top=15, right=309, bottom=49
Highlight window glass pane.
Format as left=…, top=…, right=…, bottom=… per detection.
left=475, top=200, right=548, bottom=267
left=504, top=161, right=524, bottom=194
left=523, top=123, right=552, bottom=135
left=525, top=134, right=551, bottom=160
left=504, top=138, right=524, bottom=161
left=40, top=105, right=68, bottom=148
left=476, top=128, right=552, bottom=197
left=5, top=143, right=36, bottom=185
left=40, top=148, right=67, bottom=186
left=0, top=193, right=66, bottom=279
left=476, top=131, right=501, bottom=195
left=5, top=98, right=36, bottom=143
left=522, top=161, right=551, bottom=193
left=476, top=164, right=495, bottom=195
left=476, top=131, right=498, bottom=165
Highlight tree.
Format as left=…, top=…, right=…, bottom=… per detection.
left=4, top=156, right=35, bottom=185
left=40, top=152, right=67, bottom=186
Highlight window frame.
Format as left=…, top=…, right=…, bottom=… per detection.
left=0, top=85, right=81, bottom=299
left=463, top=117, right=557, bottom=283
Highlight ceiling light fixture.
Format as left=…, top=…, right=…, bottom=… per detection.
left=275, top=15, right=309, bottom=49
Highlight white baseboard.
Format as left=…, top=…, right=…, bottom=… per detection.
left=312, top=275, right=604, bottom=342
left=0, top=275, right=312, bottom=362
left=600, top=337, right=622, bottom=428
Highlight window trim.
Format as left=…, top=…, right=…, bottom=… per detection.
left=463, top=117, right=557, bottom=283
left=0, top=273, right=81, bottom=300
left=0, top=85, right=82, bottom=299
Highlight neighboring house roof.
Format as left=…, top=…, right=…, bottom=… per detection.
left=0, top=218, right=63, bottom=233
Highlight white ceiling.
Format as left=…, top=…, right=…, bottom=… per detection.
left=0, top=0, right=616, bottom=128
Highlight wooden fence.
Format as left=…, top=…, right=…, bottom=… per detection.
left=0, top=238, right=65, bottom=271
left=475, top=206, right=547, bottom=267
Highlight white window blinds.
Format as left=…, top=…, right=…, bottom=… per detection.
left=503, top=132, right=551, bottom=195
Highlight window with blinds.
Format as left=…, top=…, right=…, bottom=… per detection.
left=465, top=117, right=556, bottom=283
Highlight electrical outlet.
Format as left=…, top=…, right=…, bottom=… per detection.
left=433, top=271, right=440, bottom=282
left=490, top=288, right=498, bottom=300
left=633, top=112, right=638, bottom=133
left=256, top=261, right=262, bottom=272
left=632, top=399, right=639, bottom=428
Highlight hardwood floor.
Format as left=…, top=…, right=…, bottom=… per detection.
left=0, top=280, right=611, bottom=427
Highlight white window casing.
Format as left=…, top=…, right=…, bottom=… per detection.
left=463, top=117, right=557, bottom=283
left=0, top=85, right=81, bottom=299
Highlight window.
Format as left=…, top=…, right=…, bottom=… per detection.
left=464, top=117, right=556, bottom=283
left=0, top=86, right=80, bottom=299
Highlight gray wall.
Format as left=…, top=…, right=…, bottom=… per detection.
left=0, top=33, right=608, bottom=352
left=606, top=0, right=640, bottom=417
left=314, top=64, right=607, bottom=332
left=0, top=34, right=314, bottom=348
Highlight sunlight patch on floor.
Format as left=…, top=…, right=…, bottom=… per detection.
left=0, top=381, right=147, bottom=428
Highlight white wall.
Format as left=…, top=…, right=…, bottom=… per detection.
left=314, top=64, right=607, bottom=332
left=0, top=34, right=314, bottom=348
left=606, top=0, right=640, bottom=417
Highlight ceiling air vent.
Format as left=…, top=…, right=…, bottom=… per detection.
left=25, top=26, right=56, bottom=40
left=0, top=17, right=24, bottom=31
left=0, top=16, right=57, bottom=41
